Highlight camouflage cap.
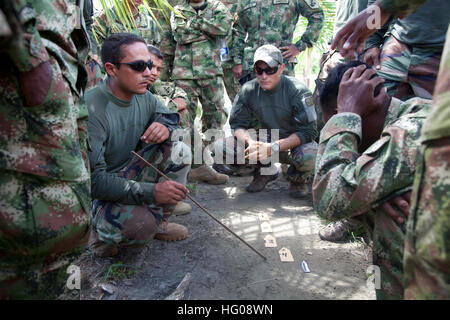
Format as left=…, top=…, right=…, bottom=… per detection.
left=253, top=44, right=283, bottom=68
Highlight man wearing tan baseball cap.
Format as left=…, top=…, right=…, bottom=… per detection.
left=221, top=44, right=319, bottom=198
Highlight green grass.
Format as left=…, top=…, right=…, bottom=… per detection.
left=102, top=262, right=140, bottom=283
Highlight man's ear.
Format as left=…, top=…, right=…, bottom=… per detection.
left=104, top=62, right=118, bottom=78
left=278, top=63, right=285, bottom=74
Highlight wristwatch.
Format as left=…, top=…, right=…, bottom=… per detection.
left=271, top=142, right=280, bottom=153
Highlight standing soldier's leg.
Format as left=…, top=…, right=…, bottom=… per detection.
left=199, top=77, right=228, bottom=132
left=222, top=63, right=240, bottom=104
left=186, top=77, right=229, bottom=184
left=91, top=141, right=191, bottom=252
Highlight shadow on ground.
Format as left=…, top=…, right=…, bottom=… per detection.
left=62, top=175, right=375, bottom=300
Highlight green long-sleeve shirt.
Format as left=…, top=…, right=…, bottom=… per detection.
left=229, top=75, right=317, bottom=144
left=86, top=82, right=180, bottom=205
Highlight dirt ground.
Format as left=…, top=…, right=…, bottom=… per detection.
left=62, top=172, right=376, bottom=300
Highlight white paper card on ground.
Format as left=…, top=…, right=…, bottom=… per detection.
left=264, top=235, right=277, bottom=248
left=260, top=221, right=272, bottom=233
left=279, top=247, right=294, bottom=262
left=258, top=212, right=270, bottom=221
left=302, top=260, right=311, bottom=273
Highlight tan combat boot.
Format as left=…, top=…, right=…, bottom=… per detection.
left=88, top=230, right=118, bottom=258
left=173, top=201, right=191, bottom=216
left=155, top=220, right=188, bottom=241
left=245, top=167, right=279, bottom=192
left=188, top=164, right=229, bottom=185
left=289, top=181, right=310, bottom=199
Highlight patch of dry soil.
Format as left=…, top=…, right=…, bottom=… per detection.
left=62, top=174, right=375, bottom=300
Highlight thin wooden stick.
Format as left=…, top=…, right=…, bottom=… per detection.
left=131, top=151, right=267, bottom=261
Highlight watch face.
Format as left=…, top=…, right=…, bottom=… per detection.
left=271, top=143, right=280, bottom=153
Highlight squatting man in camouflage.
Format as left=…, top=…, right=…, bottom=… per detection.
left=313, top=61, right=431, bottom=299
left=219, top=45, right=318, bottom=198
left=86, top=33, right=192, bottom=258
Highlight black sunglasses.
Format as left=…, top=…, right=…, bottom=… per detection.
left=254, top=65, right=279, bottom=76
left=115, top=59, right=153, bottom=72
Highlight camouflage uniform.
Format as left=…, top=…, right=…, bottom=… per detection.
left=150, top=79, right=191, bottom=128
left=233, top=0, right=324, bottom=78
left=171, top=0, right=232, bottom=165
left=313, top=97, right=431, bottom=299
left=370, top=0, right=450, bottom=299
left=374, top=0, right=450, bottom=300
left=404, top=27, right=450, bottom=299
left=364, top=0, right=449, bottom=101
left=220, top=0, right=241, bottom=103
left=0, top=0, right=91, bottom=299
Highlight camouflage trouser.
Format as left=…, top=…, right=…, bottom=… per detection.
left=175, top=77, right=228, bottom=167
left=403, top=137, right=450, bottom=299
left=217, top=135, right=318, bottom=183
left=378, top=36, right=442, bottom=101
left=222, top=63, right=240, bottom=104
left=92, top=141, right=191, bottom=247
left=312, top=50, right=348, bottom=134
left=85, top=57, right=103, bottom=91
left=0, top=171, right=91, bottom=299
left=175, top=77, right=228, bottom=131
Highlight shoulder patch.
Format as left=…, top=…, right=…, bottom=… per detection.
left=304, top=96, right=314, bottom=107
left=302, top=95, right=317, bottom=122
left=303, top=0, right=320, bottom=10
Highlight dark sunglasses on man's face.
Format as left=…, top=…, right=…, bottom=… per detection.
left=115, top=59, right=153, bottom=72
left=254, top=65, right=279, bottom=76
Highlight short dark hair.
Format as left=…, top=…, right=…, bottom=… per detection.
left=101, top=32, right=146, bottom=66
left=147, top=45, right=163, bottom=59
left=319, top=60, right=367, bottom=114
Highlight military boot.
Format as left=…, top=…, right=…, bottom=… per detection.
left=213, top=163, right=235, bottom=176
left=289, top=181, right=310, bottom=199
left=88, top=229, right=118, bottom=258
left=155, top=220, right=188, bottom=241
left=173, top=201, right=191, bottom=216
left=188, top=164, right=229, bottom=185
left=318, top=219, right=363, bottom=242
left=245, top=167, right=279, bottom=193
